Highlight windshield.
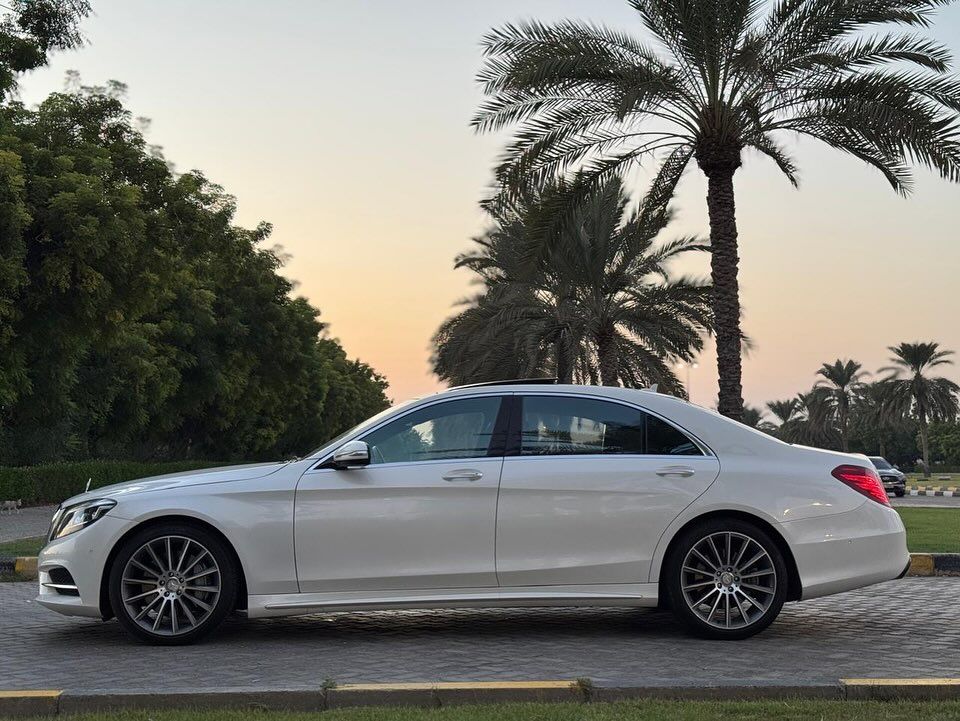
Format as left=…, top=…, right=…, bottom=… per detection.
left=869, top=457, right=893, bottom=470
left=306, top=398, right=421, bottom=458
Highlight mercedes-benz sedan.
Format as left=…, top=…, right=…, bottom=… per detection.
left=37, top=381, right=910, bottom=644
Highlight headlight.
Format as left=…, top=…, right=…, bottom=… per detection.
left=49, top=499, right=116, bottom=540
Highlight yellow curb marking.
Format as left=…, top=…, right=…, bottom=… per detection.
left=336, top=681, right=574, bottom=691
left=908, top=554, right=935, bottom=577
left=843, top=679, right=960, bottom=686
left=0, top=690, right=62, bottom=698
left=14, top=557, right=38, bottom=574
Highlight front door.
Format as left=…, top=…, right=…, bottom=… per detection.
left=496, top=394, right=720, bottom=586
left=295, top=395, right=506, bottom=593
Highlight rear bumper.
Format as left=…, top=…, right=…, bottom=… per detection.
left=897, top=558, right=912, bottom=579
left=780, top=501, right=909, bottom=601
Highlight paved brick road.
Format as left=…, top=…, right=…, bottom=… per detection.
left=0, top=506, right=55, bottom=544
left=1, top=578, right=958, bottom=693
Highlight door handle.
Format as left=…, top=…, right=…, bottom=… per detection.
left=442, top=469, right=483, bottom=482
left=656, top=466, right=696, bottom=478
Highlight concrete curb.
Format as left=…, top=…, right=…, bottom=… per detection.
left=0, top=556, right=37, bottom=581
left=0, top=691, right=60, bottom=717
left=3, top=680, right=960, bottom=716
left=907, top=488, right=956, bottom=497
left=908, top=553, right=960, bottom=576
left=842, top=678, right=960, bottom=700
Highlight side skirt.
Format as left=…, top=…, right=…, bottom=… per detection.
left=244, top=583, right=659, bottom=619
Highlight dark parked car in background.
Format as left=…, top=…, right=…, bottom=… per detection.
left=868, top=456, right=907, bottom=497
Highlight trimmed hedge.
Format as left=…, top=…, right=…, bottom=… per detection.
left=0, top=460, right=227, bottom=505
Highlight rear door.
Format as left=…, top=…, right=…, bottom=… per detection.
left=495, top=394, right=720, bottom=586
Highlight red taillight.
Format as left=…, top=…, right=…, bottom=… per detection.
left=831, top=464, right=891, bottom=506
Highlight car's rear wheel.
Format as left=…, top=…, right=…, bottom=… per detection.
left=666, top=518, right=788, bottom=640
left=108, top=522, right=237, bottom=645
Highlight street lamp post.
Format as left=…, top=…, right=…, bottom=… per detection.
left=678, top=362, right=699, bottom=402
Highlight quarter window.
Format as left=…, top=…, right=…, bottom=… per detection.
left=362, top=397, right=502, bottom=464
left=518, top=396, right=702, bottom=456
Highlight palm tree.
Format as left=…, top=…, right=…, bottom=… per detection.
left=780, top=387, right=841, bottom=448
left=881, top=342, right=959, bottom=477
left=851, top=380, right=909, bottom=459
left=432, top=177, right=713, bottom=393
left=766, top=399, right=798, bottom=426
left=765, top=398, right=798, bottom=440
left=473, top=0, right=960, bottom=420
left=742, top=404, right=777, bottom=434
left=816, top=359, right=865, bottom=451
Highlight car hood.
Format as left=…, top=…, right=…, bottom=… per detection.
left=878, top=468, right=906, bottom=478
left=60, top=461, right=292, bottom=507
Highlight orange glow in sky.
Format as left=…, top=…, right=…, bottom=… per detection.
left=19, top=0, right=960, bottom=411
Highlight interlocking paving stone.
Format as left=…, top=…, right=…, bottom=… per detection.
left=0, top=578, right=958, bottom=692
left=0, top=506, right=55, bottom=544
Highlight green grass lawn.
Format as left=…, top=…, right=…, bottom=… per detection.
left=0, top=535, right=44, bottom=557
left=5, top=701, right=960, bottom=721
left=896, top=508, right=960, bottom=553
left=906, top=473, right=956, bottom=485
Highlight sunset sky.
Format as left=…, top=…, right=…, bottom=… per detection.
left=18, top=0, right=960, bottom=411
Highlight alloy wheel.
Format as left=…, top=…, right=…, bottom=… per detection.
left=119, top=535, right=221, bottom=637
left=679, top=531, right=777, bottom=630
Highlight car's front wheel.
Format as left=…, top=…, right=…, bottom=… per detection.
left=666, top=518, right=788, bottom=640
left=108, top=522, right=237, bottom=645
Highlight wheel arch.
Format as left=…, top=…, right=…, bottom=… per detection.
left=99, top=514, right=249, bottom=619
left=655, top=509, right=802, bottom=606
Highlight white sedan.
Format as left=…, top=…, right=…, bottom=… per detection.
left=37, top=381, right=909, bottom=644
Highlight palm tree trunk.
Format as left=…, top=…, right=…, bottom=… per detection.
left=595, top=330, right=619, bottom=387
left=555, top=334, right=573, bottom=384
left=700, top=157, right=744, bottom=421
left=839, top=405, right=849, bottom=452
left=919, top=416, right=931, bottom=479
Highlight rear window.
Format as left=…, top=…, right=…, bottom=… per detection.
left=518, top=396, right=702, bottom=456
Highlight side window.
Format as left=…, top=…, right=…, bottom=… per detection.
left=646, top=414, right=702, bottom=456
left=518, top=396, right=703, bottom=457
left=363, top=397, right=502, bottom=464
left=519, top=396, right=645, bottom=456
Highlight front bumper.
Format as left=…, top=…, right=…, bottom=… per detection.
left=881, top=476, right=906, bottom=493
left=35, top=514, right=130, bottom=619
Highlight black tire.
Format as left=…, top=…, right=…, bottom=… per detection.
left=108, top=522, right=238, bottom=645
left=666, top=518, right=788, bottom=640
left=895, top=489, right=905, bottom=497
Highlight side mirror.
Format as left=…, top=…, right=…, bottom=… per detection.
left=331, top=440, right=370, bottom=469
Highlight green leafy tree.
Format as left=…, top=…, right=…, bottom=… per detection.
left=0, top=0, right=91, bottom=97
left=881, top=342, right=959, bottom=477
left=0, top=84, right=389, bottom=464
left=816, top=359, right=865, bottom=451
left=433, top=177, right=713, bottom=393
left=473, top=0, right=960, bottom=420
left=928, top=422, right=960, bottom=467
